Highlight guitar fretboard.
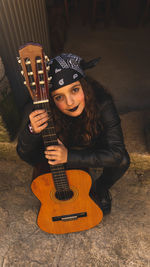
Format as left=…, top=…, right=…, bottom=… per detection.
left=34, top=101, right=70, bottom=192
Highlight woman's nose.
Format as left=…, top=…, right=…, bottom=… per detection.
left=66, top=96, right=74, bottom=106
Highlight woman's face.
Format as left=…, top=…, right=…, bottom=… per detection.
left=51, top=81, right=85, bottom=117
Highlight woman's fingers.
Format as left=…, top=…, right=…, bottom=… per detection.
left=36, top=123, right=48, bottom=132
left=44, top=143, right=68, bottom=165
left=45, top=149, right=61, bottom=165
left=45, top=149, right=57, bottom=157
left=29, top=109, right=46, bottom=119
left=57, top=139, right=63, bottom=144
left=29, top=109, right=48, bottom=133
left=31, top=121, right=48, bottom=133
left=35, top=117, right=48, bottom=127
left=30, top=110, right=48, bottom=123
left=44, top=149, right=59, bottom=160
left=48, top=159, right=60, bottom=165
left=46, top=145, right=60, bottom=152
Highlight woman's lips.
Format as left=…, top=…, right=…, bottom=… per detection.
left=68, top=105, right=79, bottom=112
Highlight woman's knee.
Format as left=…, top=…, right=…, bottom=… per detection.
left=120, top=150, right=130, bottom=170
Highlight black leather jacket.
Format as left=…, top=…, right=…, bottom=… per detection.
left=17, top=89, right=126, bottom=171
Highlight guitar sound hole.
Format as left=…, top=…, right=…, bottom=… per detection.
left=55, top=190, right=74, bottom=200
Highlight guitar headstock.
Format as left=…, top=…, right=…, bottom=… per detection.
left=18, top=43, right=51, bottom=103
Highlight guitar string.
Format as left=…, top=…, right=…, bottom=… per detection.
left=25, top=56, right=72, bottom=201
left=26, top=59, right=70, bottom=200
left=42, top=81, right=70, bottom=199
left=36, top=58, right=71, bottom=200
left=42, top=100, right=71, bottom=200
left=44, top=101, right=70, bottom=192
left=26, top=59, right=68, bottom=200
left=36, top=101, right=65, bottom=201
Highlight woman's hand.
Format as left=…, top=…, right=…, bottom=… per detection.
left=29, top=109, right=48, bottom=134
left=44, top=139, right=68, bottom=165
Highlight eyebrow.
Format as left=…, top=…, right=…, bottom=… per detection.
left=52, top=83, right=81, bottom=97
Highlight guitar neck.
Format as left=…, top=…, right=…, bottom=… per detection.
left=34, top=101, right=70, bottom=192
left=18, top=43, right=71, bottom=192
left=34, top=100, right=57, bottom=147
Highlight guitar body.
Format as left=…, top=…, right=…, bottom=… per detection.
left=31, top=169, right=103, bottom=234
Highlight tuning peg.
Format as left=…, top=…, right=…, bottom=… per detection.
left=17, top=57, right=21, bottom=64
left=36, top=59, right=42, bottom=63
left=24, top=81, right=36, bottom=86
left=45, top=55, right=50, bottom=62
left=25, top=60, right=31, bottom=65
left=38, top=70, right=44, bottom=74
left=21, top=70, right=24, bottom=76
left=46, top=66, right=50, bottom=71
left=48, top=76, right=52, bottom=81
left=28, top=72, right=33, bottom=76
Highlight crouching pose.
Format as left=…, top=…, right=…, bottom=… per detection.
left=17, top=53, right=130, bottom=215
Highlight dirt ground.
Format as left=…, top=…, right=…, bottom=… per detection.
left=0, top=137, right=150, bottom=267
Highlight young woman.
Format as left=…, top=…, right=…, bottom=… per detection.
left=17, top=53, right=130, bottom=215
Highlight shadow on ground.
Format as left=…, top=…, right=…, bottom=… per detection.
left=0, top=153, right=149, bottom=266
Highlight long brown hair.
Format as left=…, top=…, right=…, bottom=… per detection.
left=49, top=76, right=111, bottom=147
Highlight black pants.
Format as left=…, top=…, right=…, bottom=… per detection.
left=94, top=150, right=130, bottom=192
left=32, top=150, right=130, bottom=192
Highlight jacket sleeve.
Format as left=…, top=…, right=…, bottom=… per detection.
left=16, top=124, right=45, bottom=166
left=66, top=100, right=126, bottom=169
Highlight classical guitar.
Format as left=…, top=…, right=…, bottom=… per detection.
left=18, top=43, right=103, bottom=234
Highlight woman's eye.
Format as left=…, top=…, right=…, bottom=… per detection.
left=55, top=95, right=63, bottom=101
left=72, top=87, right=79, bottom=93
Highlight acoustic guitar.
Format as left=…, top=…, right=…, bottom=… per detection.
left=18, top=43, right=103, bottom=234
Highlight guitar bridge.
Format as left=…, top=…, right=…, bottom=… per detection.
left=52, top=212, right=87, bottom=222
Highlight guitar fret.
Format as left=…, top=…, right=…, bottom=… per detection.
left=55, top=180, right=68, bottom=183
left=55, top=181, right=68, bottom=185
left=44, top=130, right=55, bottom=133
left=53, top=172, right=65, bottom=176
left=44, top=137, right=57, bottom=140
left=45, top=126, right=55, bottom=130
left=52, top=166, right=64, bottom=169
left=54, top=177, right=68, bottom=181
left=44, top=140, right=57, bottom=143
left=45, top=133, right=56, bottom=136
left=43, top=134, right=56, bottom=137
left=54, top=173, right=66, bottom=176
left=55, top=184, right=69, bottom=188
left=51, top=167, right=64, bottom=171
left=53, top=175, right=67, bottom=179
left=54, top=180, right=68, bottom=183
left=53, top=174, right=66, bottom=178
left=55, top=183, right=69, bottom=188
left=55, top=185, right=69, bottom=189
left=51, top=166, right=64, bottom=170
left=55, top=182, right=67, bottom=185
left=53, top=171, right=65, bottom=174
left=54, top=178, right=68, bottom=181
left=53, top=173, right=66, bottom=179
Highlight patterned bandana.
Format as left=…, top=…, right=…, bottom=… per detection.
left=48, top=53, right=101, bottom=92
